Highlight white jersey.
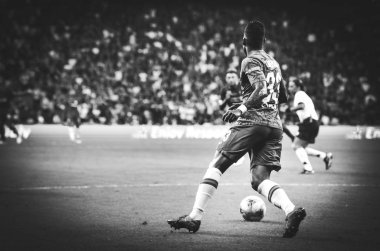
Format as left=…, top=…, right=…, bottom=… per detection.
left=293, top=91, right=318, bottom=122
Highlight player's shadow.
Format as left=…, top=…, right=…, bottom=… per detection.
left=188, top=219, right=284, bottom=238
left=222, top=219, right=283, bottom=226
left=198, top=229, right=280, bottom=238
left=258, top=220, right=283, bottom=226
left=198, top=231, right=255, bottom=238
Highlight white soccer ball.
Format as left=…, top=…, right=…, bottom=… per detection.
left=240, top=195, right=266, bottom=221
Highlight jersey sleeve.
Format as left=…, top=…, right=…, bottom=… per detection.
left=294, top=91, right=307, bottom=106
left=241, top=58, right=266, bottom=88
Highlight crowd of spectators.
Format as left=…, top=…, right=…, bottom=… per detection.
left=1, top=0, right=379, bottom=125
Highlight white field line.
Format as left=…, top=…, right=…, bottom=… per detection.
left=1, top=183, right=379, bottom=191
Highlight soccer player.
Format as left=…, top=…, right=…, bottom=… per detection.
left=3, top=108, right=31, bottom=144
left=216, top=69, right=246, bottom=164
left=0, top=83, right=23, bottom=144
left=168, top=20, right=306, bottom=238
left=219, top=68, right=242, bottom=111
left=61, top=98, right=82, bottom=144
left=288, top=79, right=333, bottom=174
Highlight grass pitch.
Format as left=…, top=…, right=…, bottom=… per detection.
left=1, top=125, right=379, bottom=251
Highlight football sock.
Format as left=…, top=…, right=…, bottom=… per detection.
left=75, top=128, right=81, bottom=139
left=305, top=147, right=327, bottom=159
left=295, top=147, right=313, bottom=171
left=17, top=125, right=24, bottom=136
left=189, top=167, right=222, bottom=221
left=258, top=179, right=295, bottom=216
left=68, top=127, right=75, bottom=141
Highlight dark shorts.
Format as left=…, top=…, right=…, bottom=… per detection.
left=0, top=109, right=6, bottom=122
left=297, top=118, right=319, bottom=143
left=216, top=124, right=282, bottom=171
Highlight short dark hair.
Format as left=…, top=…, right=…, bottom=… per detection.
left=226, top=68, right=238, bottom=76
left=244, top=20, right=265, bottom=50
left=293, top=79, right=304, bottom=91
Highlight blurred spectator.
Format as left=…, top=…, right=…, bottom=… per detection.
left=0, top=0, right=378, bottom=125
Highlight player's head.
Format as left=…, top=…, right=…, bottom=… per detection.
left=288, top=78, right=304, bottom=94
left=225, top=68, right=239, bottom=86
left=243, top=20, right=265, bottom=55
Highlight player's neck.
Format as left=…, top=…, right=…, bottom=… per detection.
left=247, top=48, right=264, bottom=57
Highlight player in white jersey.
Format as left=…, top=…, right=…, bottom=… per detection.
left=288, top=79, right=333, bottom=174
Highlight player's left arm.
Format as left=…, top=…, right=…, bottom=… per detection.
left=290, top=102, right=305, bottom=112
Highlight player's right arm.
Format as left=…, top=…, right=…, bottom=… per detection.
left=290, top=103, right=305, bottom=112
left=290, top=91, right=305, bottom=112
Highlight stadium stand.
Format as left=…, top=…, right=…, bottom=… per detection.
left=1, top=0, right=378, bottom=125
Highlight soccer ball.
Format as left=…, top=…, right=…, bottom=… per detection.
left=239, top=195, right=266, bottom=221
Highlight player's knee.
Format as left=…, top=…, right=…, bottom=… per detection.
left=250, top=173, right=265, bottom=191
left=250, top=165, right=270, bottom=191
left=209, top=152, right=234, bottom=174
left=250, top=177, right=261, bottom=191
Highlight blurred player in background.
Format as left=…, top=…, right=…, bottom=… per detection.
left=288, top=79, right=333, bottom=174
left=169, top=20, right=305, bottom=238
left=216, top=69, right=245, bottom=165
left=282, top=122, right=295, bottom=142
left=279, top=82, right=296, bottom=142
left=4, top=108, right=32, bottom=144
left=281, top=106, right=295, bottom=142
left=0, top=82, right=25, bottom=144
left=219, top=69, right=242, bottom=111
left=60, top=98, right=82, bottom=144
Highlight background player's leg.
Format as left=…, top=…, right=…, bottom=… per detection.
left=0, top=114, right=6, bottom=142
left=0, top=112, right=6, bottom=142
left=292, top=137, right=313, bottom=173
left=305, top=147, right=326, bottom=159
left=6, top=121, right=21, bottom=143
left=0, top=124, right=5, bottom=142
left=283, top=125, right=295, bottom=142
left=17, top=124, right=24, bottom=138
left=6, top=123, right=19, bottom=138
left=75, top=128, right=81, bottom=143
left=68, top=126, right=75, bottom=141
left=74, top=122, right=82, bottom=144
left=252, top=165, right=295, bottom=216
left=189, top=153, right=234, bottom=221
left=306, top=147, right=333, bottom=170
left=19, top=125, right=32, bottom=139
